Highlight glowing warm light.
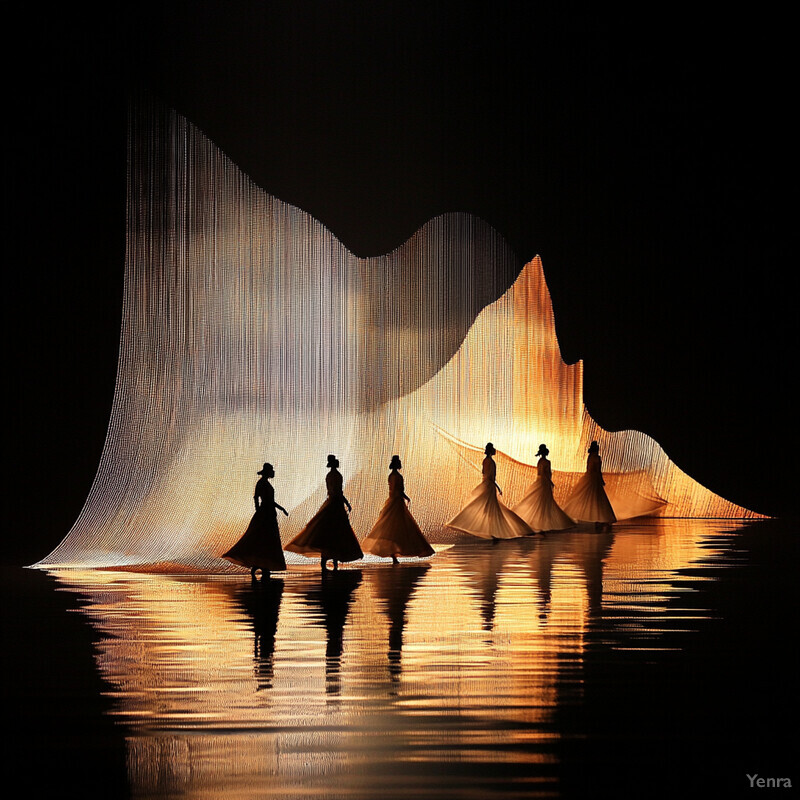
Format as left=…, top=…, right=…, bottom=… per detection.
left=36, top=103, right=760, bottom=571
left=46, top=520, right=737, bottom=797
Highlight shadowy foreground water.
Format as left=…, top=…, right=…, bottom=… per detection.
left=3, top=518, right=797, bottom=799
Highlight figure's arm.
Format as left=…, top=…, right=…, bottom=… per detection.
left=404, top=492, right=411, bottom=504
left=343, top=494, right=352, bottom=512
left=495, top=482, right=503, bottom=495
left=275, top=503, right=289, bottom=517
left=254, top=493, right=261, bottom=511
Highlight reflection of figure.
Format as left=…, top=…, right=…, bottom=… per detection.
left=573, top=529, right=614, bottom=614
left=223, top=463, right=288, bottom=578
left=563, top=441, right=616, bottom=531
left=526, top=530, right=614, bottom=618
left=369, top=564, right=429, bottom=683
left=446, top=443, right=534, bottom=539
left=442, top=538, right=524, bottom=631
left=362, top=455, right=434, bottom=563
left=285, top=455, right=363, bottom=570
left=297, top=570, right=363, bottom=696
left=234, top=578, right=284, bottom=690
left=513, top=444, right=574, bottom=533
left=526, top=534, right=559, bottom=617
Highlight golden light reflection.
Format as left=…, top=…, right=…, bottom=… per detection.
left=47, top=519, right=743, bottom=799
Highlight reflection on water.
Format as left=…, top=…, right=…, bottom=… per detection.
left=48, top=520, right=747, bottom=799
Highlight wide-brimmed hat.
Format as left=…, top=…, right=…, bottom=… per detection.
left=326, top=454, right=338, bottom=468
left=257, top=462, right=273, bottom=475
left=536, top=443, right=549, bottom=457
left=389, top=454, right=402, bottom=469
left=485, top=442, right=496, bottom=455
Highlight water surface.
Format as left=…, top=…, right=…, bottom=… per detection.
left=15, top=519, right=797, bottom=799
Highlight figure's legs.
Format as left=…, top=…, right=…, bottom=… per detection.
left=250, top=567, right=258, bottom=580
left=332, top=559, right=339, bottom=571
left=391, top=555, right=399, bottom=565
left=320, top=555, right=327, bottom=571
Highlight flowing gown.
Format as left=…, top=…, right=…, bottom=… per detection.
left=223, top=477, right=287, bottom=571
left=285, top=468, right=363, bottom=563
left=513, top=456, right=574, bottom=532
left=445, top=456, right=534, bottom=539
left=362, top=470, right=435, bottom=558
left=562, top=452, right=617, bottom=524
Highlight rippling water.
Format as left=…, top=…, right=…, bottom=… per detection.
left=31, top=519, right=794, bottom=799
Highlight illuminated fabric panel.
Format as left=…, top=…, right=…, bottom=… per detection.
left=36, top=103, right=760, bottom=571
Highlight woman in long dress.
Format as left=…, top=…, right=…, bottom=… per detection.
left=513, top=443, right=574, bottom=533
left=445, top=443, right=534, bottom=540
left=223, top=462, right=288, bottom=579
left=362, top=455, right=435, bottom=563
left=562, top=440, right=616, bottom=531
left=285, top=454, right=363, bottom=570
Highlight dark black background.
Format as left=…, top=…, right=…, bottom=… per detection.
left=9, top=2, right=795, bottom=566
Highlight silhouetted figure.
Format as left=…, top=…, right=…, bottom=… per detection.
left=445, top=443, right=534, bottom=539
left=234, top=577, right=284, bottom=691
left=297, top=569, right=363, bottom=696
left=563, top=441, right=616, bottom=531
left=285, top=454, right=363, bottom=570
left=513, top=444, right=574, bottom=533
left=362, top=455, right=434, bottom=563
left=223, top=463, right=288, bottom=579
left=369, top=564, right=429, bottom=683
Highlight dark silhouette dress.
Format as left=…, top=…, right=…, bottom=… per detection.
left=223, top=476, right=287, bottom=572
left=285, top=467, right=363, bottom=564
left=362, top=469, right=434, bottom=559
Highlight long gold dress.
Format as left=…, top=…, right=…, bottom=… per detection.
left=562, top=453, right=617, bottom=524
left=445, top=455, right=533, bottom=539
left=362, top=470, right=434, bottom=558
left=284, top=468, right=363, bottom=562
left=512, top=456, right=574, bottom=532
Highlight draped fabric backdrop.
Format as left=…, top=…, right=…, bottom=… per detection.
left=36, top=102, right=760, bottom=571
